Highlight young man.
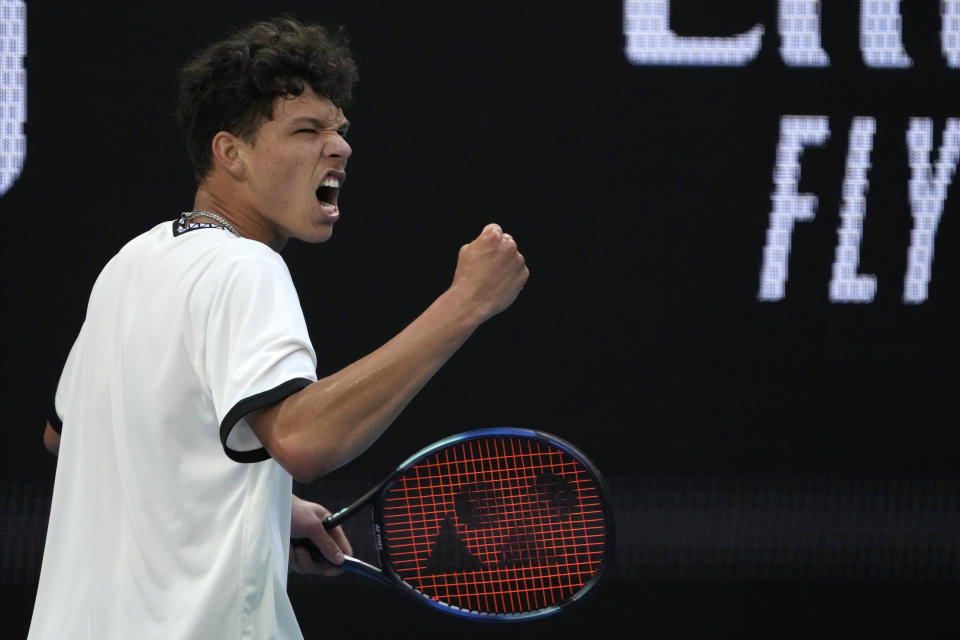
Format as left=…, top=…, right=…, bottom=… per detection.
left=29, top=18, right=527, bottom=639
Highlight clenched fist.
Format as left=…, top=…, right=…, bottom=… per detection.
left=452, top=223, right=529, bottom=322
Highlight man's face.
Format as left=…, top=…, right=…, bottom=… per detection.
left=236, top=87, right=351, bottom=246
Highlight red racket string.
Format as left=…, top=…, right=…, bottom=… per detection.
left=380, top=436, right=607, bottom=613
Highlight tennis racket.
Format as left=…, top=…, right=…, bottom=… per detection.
left=292, top=427, right=614, bottom=621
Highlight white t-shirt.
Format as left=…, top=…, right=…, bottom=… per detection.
left=28, top=219, right=318, bottom=640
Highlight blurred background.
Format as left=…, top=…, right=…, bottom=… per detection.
left=2, top=1, right=957, bottom=637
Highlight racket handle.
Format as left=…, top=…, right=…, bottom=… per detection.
left=291, top=481, right=381, bottom=561
left=291, top=537, right=328, bottom=564
left=290, top=510, right=347, bottom=564
left=323, top=508, right=349, bottom=530
left=288, top=504, right=352, bottom=563
left=289, top=541, right=395, bottom=588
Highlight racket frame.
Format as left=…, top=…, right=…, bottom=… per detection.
left=307, top=427, right=615, bottom=621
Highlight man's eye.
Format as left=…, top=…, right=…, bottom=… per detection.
left=297, top=129, right=318, bottom=134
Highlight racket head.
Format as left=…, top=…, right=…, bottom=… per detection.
left=371, top=427, right=614, bottom=621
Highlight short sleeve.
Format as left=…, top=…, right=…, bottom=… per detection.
left=201, top=251, right=318, bottom=462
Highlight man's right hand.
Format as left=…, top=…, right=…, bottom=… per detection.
left=451, top=223, right=529, bottom=322
left=248, top=223, right=530, bottom=483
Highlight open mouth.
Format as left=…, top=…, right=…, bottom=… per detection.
left=315, top=173, right=343, bottom=211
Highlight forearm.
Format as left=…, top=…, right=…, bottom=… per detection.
left=253, top=223, right=528, bottom=482
left=43, top=421, right=60, bottom=455
left=255, top=284, right=483, bottom=481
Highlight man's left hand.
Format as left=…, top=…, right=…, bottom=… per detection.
left=290, top=494, right=353, bottom=576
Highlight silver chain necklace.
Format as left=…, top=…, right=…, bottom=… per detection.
left=181, top=210, right=241, bottom=238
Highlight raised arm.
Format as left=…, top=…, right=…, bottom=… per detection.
left=247, top=224, right=528, bottom=482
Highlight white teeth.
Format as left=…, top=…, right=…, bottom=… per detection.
left=319, top=202, right=337, bottom=211
left=320, top=176, right=340, bottom=188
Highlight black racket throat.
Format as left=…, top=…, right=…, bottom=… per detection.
left=290, top=428, right=614, bottom=621
left=324, top=481, right=382, bottom=530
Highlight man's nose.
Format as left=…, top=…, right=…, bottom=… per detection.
left=325, top=134, right=352, bottom=160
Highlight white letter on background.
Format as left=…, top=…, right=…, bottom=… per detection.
left=759, top=116, right=831, bottom=301
left=944, top=0, right=960, bottom=68
left=903, top=118, right=960, bottom=303
left=830, top=117, right=877, bottom=303
left=624, top=0, right=764, bottom=66
left=860, top=0, right=912, bottom=68
left=0, top=0, right=26, bottom=197
left=779, top=0, right=830, bottom=67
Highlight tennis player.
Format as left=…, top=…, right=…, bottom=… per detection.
left=28, top=17, right=527, bottom=639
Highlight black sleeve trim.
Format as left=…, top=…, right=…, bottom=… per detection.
left=48, top=401, right=63, bottom=434
left=219, top=377, right=314, bottom=463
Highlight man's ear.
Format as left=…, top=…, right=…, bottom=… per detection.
left=210, top=130, right=246, bottom=180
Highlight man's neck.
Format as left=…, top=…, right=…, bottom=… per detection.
left=192, top=180, right=286, bottom=251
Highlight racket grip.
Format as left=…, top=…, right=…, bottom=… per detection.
left=291, top=537, right=328, bottom=564
left=290, top=511, right=344, bottom=564
left=323, top=508, right=348, bottom=530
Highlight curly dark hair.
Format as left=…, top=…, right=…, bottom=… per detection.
left=176, top=17, right=359, bottom=182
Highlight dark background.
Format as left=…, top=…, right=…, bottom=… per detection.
left=2, top=1, right=958, bottom=638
